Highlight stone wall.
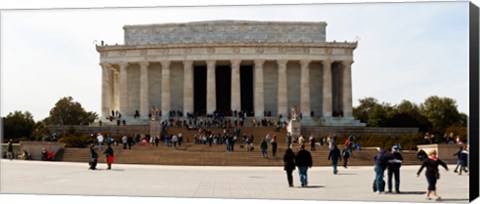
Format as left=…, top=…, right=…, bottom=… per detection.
left=124, top=20, right=327, bottom=45
left=301, top=126, right=418, bottom=137
left=47, top=125, right=150, bottom=136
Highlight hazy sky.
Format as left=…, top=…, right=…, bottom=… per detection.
left=1, top=1, right=470, bottom=121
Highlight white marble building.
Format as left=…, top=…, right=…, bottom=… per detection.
left=96, top=20, right=362, bottom=126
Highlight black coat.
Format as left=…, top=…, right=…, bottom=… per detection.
left=328, top=147, right=341, bottom=162
left=296, top=149, right=312, bottom=167
left=283, top=152, right=296, bottom=171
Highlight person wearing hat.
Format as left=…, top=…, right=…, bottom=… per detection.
left=387, top=145, right=403, bottom=193
left=417, top=150, right=448, bottom=201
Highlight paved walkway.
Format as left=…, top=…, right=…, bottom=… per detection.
left=0, top=159, right=469, bottom=203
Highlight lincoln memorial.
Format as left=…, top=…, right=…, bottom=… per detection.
left=96, top=20, right=363, bottom=126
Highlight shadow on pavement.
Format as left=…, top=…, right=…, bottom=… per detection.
left=297, top=185, right=324, bottom=189
left=394, top=191, right=425, bottom=195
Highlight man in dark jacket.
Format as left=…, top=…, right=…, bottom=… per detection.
left=296, top=145, right=313, bottom=187
left=89, top=144, right=98, bottom=170
left=328, top=145, right=342, bottom=174
left=387, top=146, right=403, bottom=193
left=373, top=148, right=391, bottom=193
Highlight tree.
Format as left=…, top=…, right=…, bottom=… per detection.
left=420, top=96, right=462, bottom=134
left=44, top=96, right=98, bottom=125
left=353, top=97, right=379, bottom=124
left=386, top=100, right=432, bottom=132
left=3, top=111, right=35, bottom=141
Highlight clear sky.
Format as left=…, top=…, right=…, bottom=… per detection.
left=1, top=1, right=470, bottom=121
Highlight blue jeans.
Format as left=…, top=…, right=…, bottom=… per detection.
left=261, top=148, right=267, bottom=158
left=374, top=165, right=385, bottom=192
left=298, top=166, right=308, bottom=186
left=332, top=160, right=338, bottom=173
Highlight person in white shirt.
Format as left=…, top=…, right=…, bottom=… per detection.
left=97, top=133, right=104, bottom=151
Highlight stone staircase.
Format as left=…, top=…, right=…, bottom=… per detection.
left=61, top=142, right=420, bottom=167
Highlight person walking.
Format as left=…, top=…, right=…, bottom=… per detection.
left=7, top=139, right=14, bottom=160
left=283, top=148, right=296, bottom=187
left=286, top=132, right=292, bottom=148
left=271, top=137, right=278, bottom=159
left=122, top=135, right=128, bottom=150
left=341, top=145, right=351, bottom=168
left=260, top=138, right=268, bottom=158
left=453, top=146, right=463, bottom=173
left=103, top=144, right=114, bottom=170
left=296, top=145, right=313, bottom=187
left=328, top=145, right=341, bottom=174
left=417, top=150, right=448, bottom=201
left=458, top=147, right=469, bottom=175
left=88, top=144, right=98, bottom=170
left=387, top=145, right=403, bottom=193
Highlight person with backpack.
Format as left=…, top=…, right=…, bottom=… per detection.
left=328, top=145, right=342, bottom=174
left=341, top=146, right=351, bottom=168
left=373, top=148, right=391, bottom=194
left=88, top=144, right=98, bottom=170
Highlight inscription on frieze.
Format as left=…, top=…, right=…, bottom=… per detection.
left=124, top=20, right=326, bottom=45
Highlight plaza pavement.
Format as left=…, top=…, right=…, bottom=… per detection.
left=0, top=159, right=469, bottom=203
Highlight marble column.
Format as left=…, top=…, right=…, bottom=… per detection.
left=300, top=60, right=311, bottom=118
left=139, top=61, right=149, bottom=118
left=161, top=61, right=171, bottom=118
left=254, top=59, right=265, bottom=117
left=206, top=60, right=216, bottom=114
left=101, top=63, right=111, bottom=118
left=342, top=60, right=354, bottom=118
left=277, top=60, right=288, bottom=117
left=183, top=60, right=194, bottom=116
left=231, top=60, right=241, bottom=112
left=113, top=71, right=120, bottom=112
left=322, top=59, right=332, bottom=117
left=119, top=62, right=129, bottom=117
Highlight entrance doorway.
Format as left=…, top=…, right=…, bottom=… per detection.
left=240, top=65, right=254, bottom=116
left=194, top=66, right=207, bottom=115
left=215, top=66, right=231, bottom=115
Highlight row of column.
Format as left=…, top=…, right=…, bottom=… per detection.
left=100, top=59, right=353, bottom=119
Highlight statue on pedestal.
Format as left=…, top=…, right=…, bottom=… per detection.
left=151, top=106, right=159, bottom=121
left=291, top=106, right=300, bottom=121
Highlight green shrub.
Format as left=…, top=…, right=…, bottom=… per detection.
left=58, top=134, right=90, bottom=148
left=337, top=134, right=423, bottom=150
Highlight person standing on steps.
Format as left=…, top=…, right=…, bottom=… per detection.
left=271, top=136, right=278, bottom=159
left=260, top=138, right=268, bottom=158
left=296, top=145, right=313, bottom=187
left=283, top=148, right=296, bottom=187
